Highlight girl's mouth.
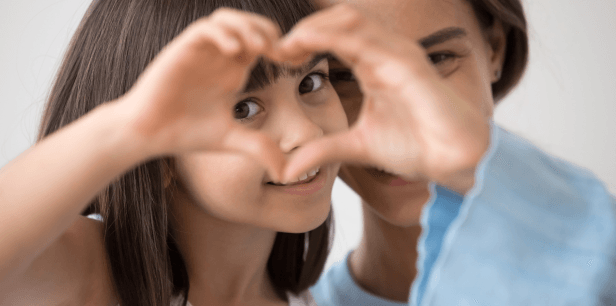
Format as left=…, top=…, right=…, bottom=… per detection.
left=266, top=167, right=320, bottom=186
left=266, top=167, right=326, bottom=195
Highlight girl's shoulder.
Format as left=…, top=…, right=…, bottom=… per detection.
left=2, top=216, right=116, bottom=305
left=287, top=290, right=318, bottom=306
left=178, top=291, right=317, bottom=306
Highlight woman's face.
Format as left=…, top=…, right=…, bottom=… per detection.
left=175, top=58, right=347, bottom=233
left=325, top=0, right=505, bottom=226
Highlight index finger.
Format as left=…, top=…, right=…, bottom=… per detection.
left=271, top=4, right=368, bottom=65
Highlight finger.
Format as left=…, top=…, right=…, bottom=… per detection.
left=278, top=26, right=368, bottom=67
left=214, top=8, right=282, bottom=42
left=276, top=4, right=367, bottom=61
left=289, top=3, right=361, bottom=34
left=211, top=10, right=278, bottom=55
left=187, top=20, right=242, bottom=56
left=222, top=127, right=286, bottom=183
left=283, top=131, right=367, bottom=182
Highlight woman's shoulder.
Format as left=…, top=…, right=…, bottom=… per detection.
left=1, top=216, right=116, bottom=305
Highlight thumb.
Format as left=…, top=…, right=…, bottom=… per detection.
left=222, top=127, right=286, bottom=183
left=284, top=131, right=367, bottom=182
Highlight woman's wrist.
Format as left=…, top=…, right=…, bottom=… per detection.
left=431, top=119, right=491, bottom=195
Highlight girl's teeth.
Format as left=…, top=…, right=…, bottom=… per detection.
left=270, top=166, right=321, bottom=186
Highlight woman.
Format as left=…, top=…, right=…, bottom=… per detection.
left=0, top=1, right=346, bottom=305
left=269, top=1, right=616, bottom=306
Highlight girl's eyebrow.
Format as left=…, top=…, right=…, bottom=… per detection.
left=242, top=53, right=332, bottom=93
left=419, top=27, right=467, bottom=49
left=286, top=53, right=332, bottom=77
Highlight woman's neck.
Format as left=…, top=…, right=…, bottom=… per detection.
left=171, top=192, right=284, bottom=306
left=349, top=201, right=422, bottom=302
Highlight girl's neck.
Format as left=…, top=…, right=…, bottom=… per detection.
left=171, top=191, right=284, bottom=306
left=349, top=201, right=422, bottom=303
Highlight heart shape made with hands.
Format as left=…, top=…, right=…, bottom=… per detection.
left=266, top=4, right=491, bottom=190
left=144, top=5, right=490, bottom=190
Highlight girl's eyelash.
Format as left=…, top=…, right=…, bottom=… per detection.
left=310, top=71, right=330, bottom=81
left=237, top=71, right=330, bottom=121
left=236, top=98, right=263, bottom=123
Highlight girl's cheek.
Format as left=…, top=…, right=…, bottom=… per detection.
left=177, top=153, right=266, bottom=205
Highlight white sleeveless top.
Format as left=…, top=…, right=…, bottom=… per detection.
left=176, top=291, right=317, bottom=306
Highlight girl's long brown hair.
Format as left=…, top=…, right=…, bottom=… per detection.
left=37, top=1, right=331, bottom=305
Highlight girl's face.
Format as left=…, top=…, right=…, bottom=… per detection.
left=174, top=58, right=347, bottom=233
left=327, top=0, right=505, bottom=226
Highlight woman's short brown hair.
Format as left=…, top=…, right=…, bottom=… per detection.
left=469, top=0, right=529, bottom=101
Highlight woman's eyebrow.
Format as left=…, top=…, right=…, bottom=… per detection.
left=419, top=27, right=467, bottom=49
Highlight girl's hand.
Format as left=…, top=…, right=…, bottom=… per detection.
left=118, top=8, right=285, bottom=180
left=274, top=4, right=490, bottom=193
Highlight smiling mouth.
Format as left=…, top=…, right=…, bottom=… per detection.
left=266, top=167, right=321, bottom=186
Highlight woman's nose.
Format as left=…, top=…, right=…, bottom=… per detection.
left=276, top=105, right=324, bottom=154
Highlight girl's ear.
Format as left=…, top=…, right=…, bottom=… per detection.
left=485, top=20, right=508, bottom=84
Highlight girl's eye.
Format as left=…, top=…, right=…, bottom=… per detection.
left=233, top=100, right=262, bottom=121
left=329, top=69, right=356, bottom=83
left=428, top=53, right=456, bottom=65
left=299, top=72, right=329, bottom=94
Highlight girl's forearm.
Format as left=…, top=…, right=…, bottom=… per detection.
left=0, top=101, right=149, bottom=284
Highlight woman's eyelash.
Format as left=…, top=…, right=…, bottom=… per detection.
left=428, top=52, right=458, bottom=65
left=328, top=69, right=355, bottom=82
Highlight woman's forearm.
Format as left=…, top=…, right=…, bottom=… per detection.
left=0, top=101, right=149, bottom=284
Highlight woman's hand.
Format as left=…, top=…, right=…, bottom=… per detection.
left=274, top=4, right=490, bottom=193
left=118, top=8, right=285, bottom=180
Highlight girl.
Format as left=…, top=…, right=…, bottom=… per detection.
left=0, top=0, right=347, bottom=305
left=270, top=2, right=616, bottom=306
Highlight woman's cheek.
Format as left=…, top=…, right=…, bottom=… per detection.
left=333, top=83, right=363, bottom=127
left=443, top=60, right=494, bottom=117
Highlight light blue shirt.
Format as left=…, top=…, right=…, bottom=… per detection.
left=312, top=123, right=616, bottom=306
left=310, top=250, right=409, bottom=306
left=310, top=184, right=463, bottom=306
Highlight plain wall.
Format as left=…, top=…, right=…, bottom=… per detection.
left=1, top=0, right=615, bottom=270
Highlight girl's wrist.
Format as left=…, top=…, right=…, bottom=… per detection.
left=89, top=101, right=158, bottom=167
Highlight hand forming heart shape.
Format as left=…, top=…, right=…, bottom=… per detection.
left=273, top=4, right=491, bottom=193
left=119, top=4, right=491, bottom=193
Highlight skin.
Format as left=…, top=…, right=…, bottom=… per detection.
left=173, top=58, right=346, bottom=305
left=281, top=0, right=507, bottom=302
left=0, top=9, right=346, bottom=306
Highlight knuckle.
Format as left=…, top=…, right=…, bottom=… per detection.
left=211, top=7, right=237, bottom=20
left=339, top=5, right=363, bottom=26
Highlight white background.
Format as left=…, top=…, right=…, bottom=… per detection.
left=1, top=0, right=615, bottom=270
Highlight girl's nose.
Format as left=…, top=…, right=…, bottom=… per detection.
left=277, top=105, right=324, bottom=154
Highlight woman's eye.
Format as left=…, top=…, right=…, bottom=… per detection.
left=428, top=53, right=456, bottom=65
left=329, top=69, right=356, bottom=83
left=233, top=100, right=262, bottom=121
left=299, top=72, right=328, bottom=94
